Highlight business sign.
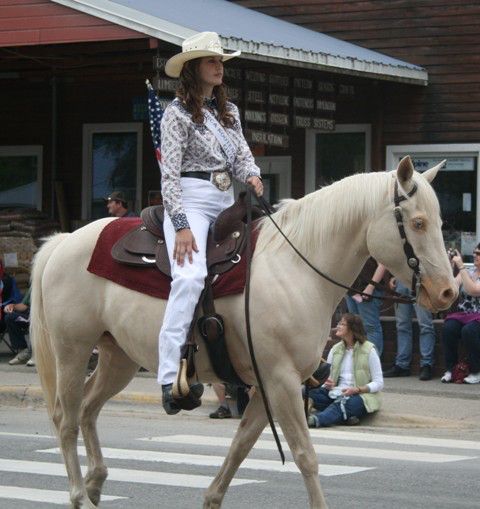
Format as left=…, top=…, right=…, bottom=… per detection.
left=246, top=129, right=289, bottom=148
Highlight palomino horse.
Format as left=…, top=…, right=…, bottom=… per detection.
left=31, top=156, right=457, bottom=508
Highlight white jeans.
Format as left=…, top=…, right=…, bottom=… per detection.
left=158, top=178, right=234, bottom=385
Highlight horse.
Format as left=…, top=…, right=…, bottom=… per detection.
left=30, top=156, right=457, bottom=509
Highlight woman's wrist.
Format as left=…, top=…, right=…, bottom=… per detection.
left=458, top=265, right=467, bottom=271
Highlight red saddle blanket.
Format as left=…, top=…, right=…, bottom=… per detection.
left=87, top=218, right=257, bottom=300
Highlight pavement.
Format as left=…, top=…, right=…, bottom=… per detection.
left=1, top=342, right=479, bottom=430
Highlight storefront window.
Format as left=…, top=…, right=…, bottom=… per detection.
left=410, top=156, right=477, bottom=263
left=91, top=132, right=137, bottom=219
left=82, top=123, right=142, bottom=220
left=0, top=146, right=42, bottom=209
left=315, top=132, right=366, bottom=187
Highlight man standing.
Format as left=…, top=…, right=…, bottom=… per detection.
left=383, top=279, right=436, bottom=381
left=105, top=191, right=137, bottom=217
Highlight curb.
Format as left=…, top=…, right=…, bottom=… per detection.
left=0, top=384, right=476, bottom=429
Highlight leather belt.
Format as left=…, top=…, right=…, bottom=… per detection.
left=180, top=171, right=211, bottom=181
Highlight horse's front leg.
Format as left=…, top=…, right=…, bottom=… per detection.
left=80, top=336, right=139, bottom=505
left=204, top=391, right=268, bottom=509
left=269, top=373, right=328, bottom=509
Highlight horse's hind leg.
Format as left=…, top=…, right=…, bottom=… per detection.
left=53, top=339, right=97, bottom=508
left=81, top=334, right=139, bottom=505
left=204, top=391, right=268, bottom=509
left=269, top=374, right=328, bottom=509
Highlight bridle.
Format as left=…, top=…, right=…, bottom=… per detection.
left=251, top=177, right=422, bottom=305
left=393, top=179, right=421, bottom=302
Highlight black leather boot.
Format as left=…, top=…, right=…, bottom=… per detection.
left=162, top=383, right=204, bottom=415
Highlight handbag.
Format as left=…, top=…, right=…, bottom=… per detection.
left=451, top=359, right=470, bottom=384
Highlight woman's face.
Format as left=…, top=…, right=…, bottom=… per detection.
left=198, top=56, right=224, bottom=90
left=474, top=248, right=480, bottom=268
left=336, top=319, right=350, bottom=338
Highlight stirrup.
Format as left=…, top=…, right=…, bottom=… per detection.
left=172, top=359, right=190, bottom=399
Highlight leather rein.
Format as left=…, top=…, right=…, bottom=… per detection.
left=253, top=179, right=421, bottom=305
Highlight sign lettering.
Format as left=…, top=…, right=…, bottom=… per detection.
left=269, top=94, right=290, bottom=106
left=294, top=97, right=314, bottom=110
left=313, top=118, right=335, bottom=130
left=269, top=112, right=289, bottom=126
left=245, top=110, right=267, bottom=123
left=245, top=71, right=267, bottom=83
left=316, top=100, right=336, bottom=112
left=246, top=129, right=289, bottom=148
left=317, top=81, right=335, bottom=93
left=269, top=74, right=289, bottom=87
left=294, top=78, right=313, bottom=89
left=246, top=90, right=265, bottom=104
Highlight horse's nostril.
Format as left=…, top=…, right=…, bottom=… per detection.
left=441, top=288, right=455, bottom=303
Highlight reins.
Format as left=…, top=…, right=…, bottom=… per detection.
left=252, top=186, right=420, bottom=305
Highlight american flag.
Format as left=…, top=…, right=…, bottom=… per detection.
left=146, top=79, right=163, bottom=166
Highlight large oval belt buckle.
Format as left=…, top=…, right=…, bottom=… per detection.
left=212, top=171, right=232, bottom=192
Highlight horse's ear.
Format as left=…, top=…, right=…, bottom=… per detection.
left=396, top=156, right=414, bottom=184
left=422, top=159, right=446, bottom=183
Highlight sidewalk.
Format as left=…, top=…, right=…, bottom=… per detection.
left=1, top=348, right=479, bottom=429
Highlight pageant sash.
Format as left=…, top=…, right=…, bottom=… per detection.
left=203, top=108, right=237, bottom=167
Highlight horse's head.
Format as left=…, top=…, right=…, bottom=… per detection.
left=367, top=156, right=458, bottom=312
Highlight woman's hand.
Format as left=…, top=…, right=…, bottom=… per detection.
left=322, top=377, right=334, bottom=390
left=4, top=303, right=14, bottom=314
left=173, top=229, right=198, bottom=266
left=246, top=176, right=263, bottom=197
left=451, top=250, right=464, bottom=270
left=342, top=387, right=360, bottom=397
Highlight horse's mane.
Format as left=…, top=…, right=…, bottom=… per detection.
left=255, top=170, right=437, bottom=258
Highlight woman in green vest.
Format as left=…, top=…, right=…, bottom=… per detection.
left=308, top=313, right=383, bottom=428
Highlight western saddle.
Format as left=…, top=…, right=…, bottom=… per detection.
left=111, top=192, right=261, bottom=278
left=111, top=192, right=264, bottom=396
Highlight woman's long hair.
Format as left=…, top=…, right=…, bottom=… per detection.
left=341, top=313, right=368, bottom=344
left=176, top=59, right=234, bottom=127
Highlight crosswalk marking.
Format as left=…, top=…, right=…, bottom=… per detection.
left=0, top=459, right=262, bottom=488
left=264, top=428, right=480, bottom=451
left=139, top=435, right=475, bottom=464
left=40, top=447, right=373, bottom=476
left=0, top=485, right=125, bottom=505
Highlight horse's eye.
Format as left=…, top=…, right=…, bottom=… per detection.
left=412, top=218, right=424, bottom=230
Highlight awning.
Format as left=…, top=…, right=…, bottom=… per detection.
left=52, top=0, right=428, bottom=85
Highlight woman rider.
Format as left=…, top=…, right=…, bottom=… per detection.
left=159, top=32, right=263, bottom=414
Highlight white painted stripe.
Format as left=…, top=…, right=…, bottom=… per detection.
left=264, top=428, right=480, bottom=451
left=40, top=447, right=372, bottom=477
left=0, top=485, right=124, bottom=505
left=0, top=459, right=261, bottom=488
left=140, top=435, right=474, bottom=464
left=0, top=432, right=56, bottom=439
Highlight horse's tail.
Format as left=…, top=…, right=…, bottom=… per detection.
left=30, top=233, right=70, bottom=417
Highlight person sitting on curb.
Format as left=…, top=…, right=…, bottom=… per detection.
left=307, top=313, right=384, bottom=428
left=383, top=278, right=436, bottom=381
left=5, top=287, right=33, bottom=366
left=441, top=246, right=480, bottom=384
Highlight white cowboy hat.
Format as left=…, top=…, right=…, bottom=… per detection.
left=165, top=32, right=241, bottom=78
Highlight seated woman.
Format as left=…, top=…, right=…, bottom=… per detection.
left=308, top=313, right=383, bottom=428
left=441, top=245, right=480, bottom=384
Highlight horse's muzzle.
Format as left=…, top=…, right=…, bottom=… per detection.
left=418, top=278, right=458, bottom=312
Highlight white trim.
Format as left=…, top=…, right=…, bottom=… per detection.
left=386, top=143, right=480, bottom=238
left=256, top=156, right=292, bottom=199
left=82, top=123, right=143, bottom=220
left=0, top=145, right=43, bottom=210
left=51, top=0, right=427, bottom=85
left=305, top=124, right=371, bottom=195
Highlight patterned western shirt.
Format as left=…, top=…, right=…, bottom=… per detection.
left=160, top=98, right=261, bottom=231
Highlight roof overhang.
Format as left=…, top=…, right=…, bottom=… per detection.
left=51, top=0, right=428, bottom=86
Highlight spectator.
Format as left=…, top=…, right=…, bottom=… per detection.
left=383, top=279, right=436, bottom=381
left=307, top=313, right=383, bottom=428
left=346, top=258, right=386, bottom=356
left=105, top=191, right=137, bottom=218
left=441, top=246, right=480, bottom=384
left=209, top=383, right=232, bottom=419
left=0, top=261, right=23, bottom=341
left=4, top=287, right=33, bottom=366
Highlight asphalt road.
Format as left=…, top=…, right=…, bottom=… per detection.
left=0, top=405, right=478, bottom=509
